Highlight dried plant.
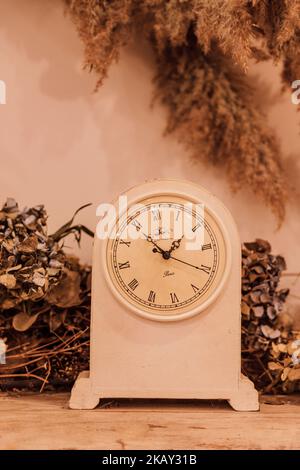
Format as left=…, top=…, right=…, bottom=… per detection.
left=154, top=41, right=287, bottom=220
left=250, top=0, right=300, bottom=92
left=63, top=0, right=300, bottom=222
left=0, top=257, right=91, bottom=391
left=0, top=198, right=92, bottom=331
left=0, top=200, right=93, bottom=391
left=0, top=201, right=299, bottom=393
left=242, top=238, right=300, bottom=393
left=0, top=198, right=65, bottom=311
left=141, top=0, right=256, bottom=68
left=65, top=0, right=135, bottom=87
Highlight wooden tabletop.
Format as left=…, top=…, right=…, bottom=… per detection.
left=0, top=393, right=299, bottom=450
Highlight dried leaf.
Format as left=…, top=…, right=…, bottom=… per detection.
left=261, top=325, right=281, bottom=339
left=18, top=235, right=38, bottom=254
left=278, top=343, right=287, bottom=353
left=287, top=368, right=300, bottom=382
left=241, top=301, right=250, bottom=317
left=0, top=273, right=16, bottom=289
left=12, top=311, right=40, bottom=332
left=268, top=361, right=283, bottom=371
left=260, top=293, right=271, bottom=304
left=281, top=367, right=290, bottom=381
left=250, top=291, right=261, bottom=304
left=253, top=306, right=264, bottom=318
left=266, top=305, right=276, bottom=320
left=45, top=269, right=81, bottom=308
left=32, top=270, right=46, bottom=287
left=49, top=309, right=67, bottom=332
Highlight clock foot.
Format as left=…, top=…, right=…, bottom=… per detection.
left=69, top=371, right=100, bottom=410
left=228, top=374, right=259, bottom=411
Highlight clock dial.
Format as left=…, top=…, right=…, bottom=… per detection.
left=106, top=195, right=227, bottom=319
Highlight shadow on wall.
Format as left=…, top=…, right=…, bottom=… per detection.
left=0, top=0, right=93, bottom=101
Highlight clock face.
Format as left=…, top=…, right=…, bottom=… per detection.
left=106, top=194, right=227, bottom=320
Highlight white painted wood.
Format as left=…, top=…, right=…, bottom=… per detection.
left=69, top=372, right=99, bottom=410
left=70, top=180, right=258, bottom=411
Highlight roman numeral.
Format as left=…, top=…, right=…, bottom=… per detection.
left=120, top=240, right=131, bottom=247
left=128, top=278, right=139, bottom=290
left=176, top=210, right=181, bottom=221
left=118, top=261, right=130, bottom=270
left=170, top=292, right=179, bottom=304
left=148, top=290, right=156, bottom=303
left=191, top=284, right=200, bottom=293
left=132, top=220, right=142, bottom=231
left=200, top=264, right=211, bottom=274
left=192, top=221, right=203, bottom=232
left=202, top=243, right=212, bottom=251
left=152, top=209, right=161, bottom=221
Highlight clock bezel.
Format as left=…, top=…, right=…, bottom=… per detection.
left=101, top=180, right=232, bottom=322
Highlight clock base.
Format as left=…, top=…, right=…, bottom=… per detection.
left=69, top=372, right=259, bottom=411
left=228, top=374, right=259, bottom=411
left=69, top=371, right=99, bottom=410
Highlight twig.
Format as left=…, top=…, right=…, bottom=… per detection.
left=256, top=356, right=273, bottom=383
left=0, top=373, right=46, bottom=383
left=40, top=359, right=51, bottom=393
left=2, top=356, right=43, bottom=370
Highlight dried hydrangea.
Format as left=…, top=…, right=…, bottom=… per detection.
left=0, top=256, right=91, bottom=391
left=0, top=200, right=93, bottom=391
left=241, top=239, right=300, bottom=393
left=0, top=198, right=65, bottom=310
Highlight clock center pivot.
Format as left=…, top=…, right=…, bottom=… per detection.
left=152, top=247, right=170, bottom=259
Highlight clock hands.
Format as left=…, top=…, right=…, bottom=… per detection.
left=168, top=236, right=184, bottom=254
left=143, top=233, right=168, bottom=257
left=143, top=232, right=209, bottom=273
left=144, top=232, right=183, bottom=256
left=143, top=233, right=176, bottom=260
left=166, top=254, right=210, bottom=273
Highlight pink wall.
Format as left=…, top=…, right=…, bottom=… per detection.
left=0, top=0, right=299, bottom=320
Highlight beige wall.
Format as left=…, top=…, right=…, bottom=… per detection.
left=0, top=1, right=299, bottom=319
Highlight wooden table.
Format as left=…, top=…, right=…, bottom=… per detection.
left=0, top=393, right=299, bottom=450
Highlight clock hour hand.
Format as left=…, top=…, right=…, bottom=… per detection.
left=168, top=235, right=184, bottom=254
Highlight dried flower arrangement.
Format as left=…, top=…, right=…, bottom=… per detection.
left=241, top=239, right=300, bottom=393
left=64, top=0, right=300, bottom=221
left=0, top=199, right=92, bottom=391
left=0, top=200, right=299, bottom=394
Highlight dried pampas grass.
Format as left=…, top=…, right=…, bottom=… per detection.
left=154, top=40, right=287, bottom=220
left=64, top=0, right=300, bottom=221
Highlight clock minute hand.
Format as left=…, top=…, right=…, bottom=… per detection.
left=168, top=254, right=209, bottom=273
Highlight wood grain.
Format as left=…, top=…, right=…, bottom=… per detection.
left=0, top=393, right=299, bottom=450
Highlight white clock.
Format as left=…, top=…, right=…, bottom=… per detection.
left=70, top=180, right=259, bottom=411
